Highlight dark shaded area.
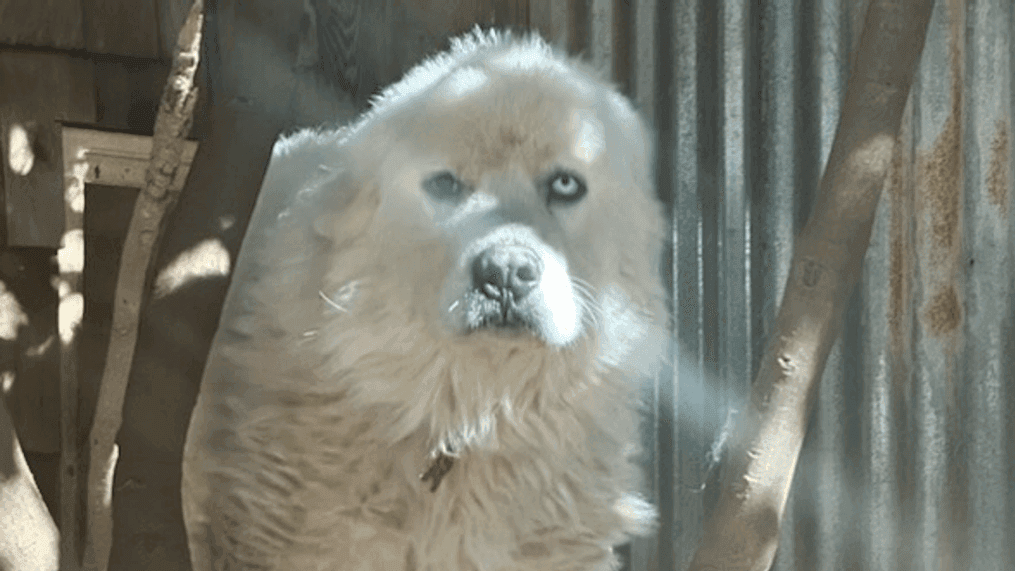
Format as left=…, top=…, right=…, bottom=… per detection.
left=108, top=101, right=285, bottom=571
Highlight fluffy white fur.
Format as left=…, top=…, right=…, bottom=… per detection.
left=182, top=27, right=668, bottom=571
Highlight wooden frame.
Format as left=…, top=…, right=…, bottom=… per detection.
left=57, top=126, right=197, bottom=570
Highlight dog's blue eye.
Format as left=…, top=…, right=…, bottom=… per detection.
left=424, top=171, right=465, bottom=202
left=547, top=171, right=586, bottom=204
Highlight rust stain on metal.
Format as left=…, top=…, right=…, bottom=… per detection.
left=986, top=120, right=1009, bottom=215
left=919, top=0, right=964, bottom=265
left=917, top=0, right=965, bottom=340
left=889, top=235, right=905, bottom=343
left=924, top=285, right=962, bottom=336
left=920, top=109, right=961, bottom=260
left=888, top=131, right=912, bottom=357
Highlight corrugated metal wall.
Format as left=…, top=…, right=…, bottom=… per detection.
left=568, top=0, right=1014, bottom=569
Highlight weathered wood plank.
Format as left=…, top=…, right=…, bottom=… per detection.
left=0, top=249, right=61, bottom=456
left=0, top=0, right=85, bottom=49
left=299, top=0, right=522, bottom=110
left=158, top=0, right=195, bottom=59
left=0, top=52, right=95, bottom=248
left=63, top=128, right=197, bottom=191
left=58, top=125, right=86, bottom=571
left=631, top=0, right=656, bottom=121
left=589, top=0, right=614, bottom=77
left=530, top=0, right=570, bottom=47
left=81, top=0, right=160, bottom=57
left=94, top=59, right=171, bottom=134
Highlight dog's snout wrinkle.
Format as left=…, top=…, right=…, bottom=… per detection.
left=471, top=246, right=542, bottom=303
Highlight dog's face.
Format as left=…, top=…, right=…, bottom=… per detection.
left=341, top=48, right=665, bottom=353
left=224, top=29, right=668, bottom=469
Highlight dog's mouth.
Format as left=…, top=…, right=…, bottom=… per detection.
left=463, top=289, right=535, bottom=332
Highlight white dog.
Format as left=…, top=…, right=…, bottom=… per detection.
left=182, top=27, right=668, bottom=571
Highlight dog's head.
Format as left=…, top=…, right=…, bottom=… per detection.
left=240, top=28, right=671, bottom=457
left=325, top=30, right=666, bottom=352
left=265, top=29, right=665, bottom=381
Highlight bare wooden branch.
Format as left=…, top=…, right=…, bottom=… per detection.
left=687, top=1, right=935, bottom=570
left=81, top=2, right=203, bottom=570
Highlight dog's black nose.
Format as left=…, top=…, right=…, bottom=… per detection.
left=471, top=246, right=541, bottom=303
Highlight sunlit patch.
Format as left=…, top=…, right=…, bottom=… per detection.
left=8, top=123, right=34, bottom=176
left=488, top=44, right=560, bottom=74
left=612, top=493, right=656, bottom=535
left=537, top=251, right=579, bottom=345
left=218, top=214, right=236, bottom=231
left=0, top=281, right=27, bottom=341
left=848, top=133, right=894, bottom=174
left=593, top=286, right=666, bottom=378
left=102, top=443, right=119, bottom=507
left=608, top=92, right=638, bottom=125
left=153, top=238, right=231, bottom=299
left=489, top=48, right=594, bottom=99
left=26, top=334, right=55, bottom=357
left=440, top=67, right=489, bottom=100
left=65, top=149, right=89, bottom=214
left=58, top=229, right=84, bottom=274
left=595, top=287, right=646, bottom=368
left=1, top=371, right=13, bottom=394
left=571, top=110, right=605, bottom=164
left=489, top=47, right=543, bottom=71
left=440, top=410, right=498, bottom=454
left=58, top=292, right=84, bottom=344
left=52, top=277, right=70, bottom=298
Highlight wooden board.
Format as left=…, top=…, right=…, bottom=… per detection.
left=530, top=0, right=571, bottom=48
left=62, top=127, right=198, bottom=192
left=0, top=52, right=95, bottom=248
left=158, top=0, right=195, bottom=59
left=0, top=0, right=85, bottom=49
left=93, top=59, right=171, bottom=134
left=0, top=248, right=61, bottom=455
left=81, top=0, right=160, bottom=57
left=294, top=0, right=529, bottom=110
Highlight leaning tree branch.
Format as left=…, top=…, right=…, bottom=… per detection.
left=82, top=2, right=203, bottom=571
left=687, top=1, right=935, bottom=570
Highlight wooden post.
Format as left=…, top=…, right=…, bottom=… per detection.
left=58, top=120, right=85, bottom=571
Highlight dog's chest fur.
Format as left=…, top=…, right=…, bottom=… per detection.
left=259, top=366, right=650, bottom=571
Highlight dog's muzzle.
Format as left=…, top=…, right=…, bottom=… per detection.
left=470, top=245, right=542, bottom=326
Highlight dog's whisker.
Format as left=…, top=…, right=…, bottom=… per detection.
left=582, top=308, right=601, bottom=332
left=571, top=277, right=595, bottom=298
left=318, top=290, right=349, bottom=313
left=570, top=278, right=603, bottom=332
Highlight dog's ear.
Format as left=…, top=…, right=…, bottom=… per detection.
left=221, top=129, right=380, bottom=341
left=262, top=129, right=382, bottom=254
